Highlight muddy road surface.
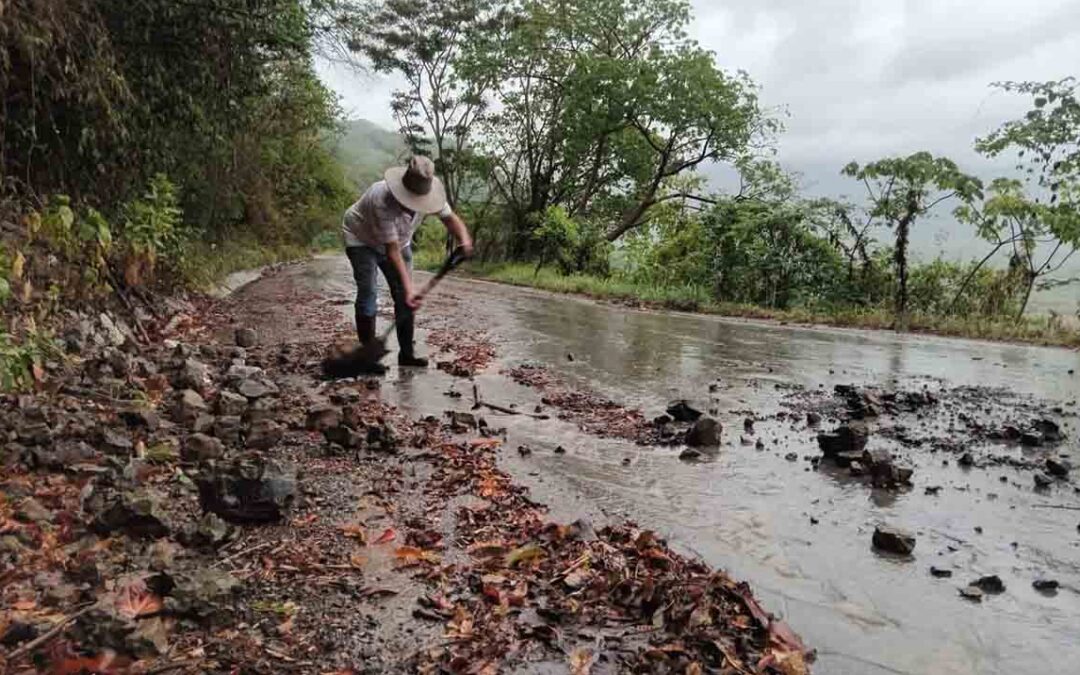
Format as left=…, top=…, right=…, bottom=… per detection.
left=266, top=254, right=1078, bottom=675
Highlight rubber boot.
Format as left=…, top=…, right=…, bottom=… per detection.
left=355, top=314, right=387, bottom=375
left=396, top=314, right=428, bottom=367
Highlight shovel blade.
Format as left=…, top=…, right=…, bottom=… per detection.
left=321, top=339, right=390, bottom=379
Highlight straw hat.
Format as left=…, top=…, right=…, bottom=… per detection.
left=385, top=156, right=447, bottom=214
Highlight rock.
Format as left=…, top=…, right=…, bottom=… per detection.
left=743, top=417, right=755, bottom=433
left=971, top=575, right=1005, bottom=594
left=235, top=327, right=257, bottom=348
left=192, top=413, right=216, bottom=434
left=817, top=423, right=868, bottom=457
left=1020, top=432, right=1043, bottom=447
left=679, top=448, right=702, bottom=461
left=685, top=417, right=721, bottom=447
left=100, top=428, right=134, bottom=455
left=1046, top=458, right=1071, bottom=477
left=175, top=358, right=212, bottom=391
left=173, top=389, right=208, bottom=424
left=225, top=364, right=263, bottom=381
left=144, top=439, right=179, bottom=464
left=246, top=397, right=278, bottom=423
left=959, top=586, right=983, bottom=602
left=958, top=452, right=974, bottom=467
left=306, top=404, right=342, bottom=431
left=98, top=312, right=127, bottom=347
left=553, top=445, right=566, bottom=455
left=324, top=425, right=363, bottom=449
left=785, top=452, right=798, bottom=461
left=212, top=415, right=243, bottom=445
left=246, top=419, right=282, bottom=450
left=872, top=525, right=915, bottom=555
left=652, top=414, right=673, bottom=426
left=83, top=486, right=171, bottom=538
left=447, top=410, right=478, bottom=430
left=930, top=566, right=953, bottom=578
left=1033, top=579, right=1059, bottom=593
left=119, top=408, right=161, bottom=431
left=754, top=438, right=766, bottom=451
left=148, top=540, right=179, bottom=572
left=195, top=455, right=297, bottom=523
left=517, top=445, right=532, bottom=457
left=183, top=433, right=225, bottom=462
left=165, top=568, right=242, bottom=622
left=179, top=513, right=233, bottom=549
left=236, top=377, right=278, bottom=399
left=1034, top=473, right=1053, bottom=489
left=666, top=400, right=702, bottom=423
left=16, top=497, right=53, bottom=523
left=216, top=391, right=248, bottom=417
left=806, top=412, right=821, bottom=426
left=1033, top=418, right=1063, bottom=442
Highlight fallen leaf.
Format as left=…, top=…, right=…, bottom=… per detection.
left=13, top=599, right=37, bottom=611
left=348, top=552, right=368, bottom=568
left=468, top=438, right=501, bottom=449
left=373, top=527, right=397, bottom=544
left=394, top=545, right=440, bottom=566
left=569, top=647, right=594, bottom=675
left=468, top=540, right=509, bottom=557
left=340, top=523, right=367, bottom=544
left=505, top=543, right=544, bottom=568
left=114, top=578, right=163, bottom=619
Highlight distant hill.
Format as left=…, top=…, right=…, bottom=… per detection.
left=328, top=119, right=407, bottom=190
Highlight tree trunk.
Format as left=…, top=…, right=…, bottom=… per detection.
left=894, top=213, right=913, bottom=325
left=1016, top=273, right=1036, bottom=320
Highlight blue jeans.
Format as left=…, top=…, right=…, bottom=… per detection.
left=346, top=245, right=415, bottom=353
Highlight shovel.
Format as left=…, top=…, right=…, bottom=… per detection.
left=322, top=246, right=471, bottom=379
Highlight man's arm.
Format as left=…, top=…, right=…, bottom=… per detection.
left=440, top=212, right=474, bottom=255
left=385, top=241, right=420, bottom=309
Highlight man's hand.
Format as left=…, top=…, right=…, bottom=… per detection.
left=406, top=290, right=423, bottom=310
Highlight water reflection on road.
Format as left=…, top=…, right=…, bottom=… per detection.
left=299, top=256, right=1080, bottom=675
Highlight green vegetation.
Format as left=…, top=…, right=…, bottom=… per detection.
left=366, top=0, right=1077, bottom=343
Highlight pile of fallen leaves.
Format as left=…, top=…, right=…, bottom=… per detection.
left=426, top=327, right=497, bottom=378
left=507, top=364, right=664, bottom=444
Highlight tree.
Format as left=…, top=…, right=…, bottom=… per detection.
left=843, top=153, right=982, bottom=322
left=972, top=78, right=1080, bottom=316
left=355, top=0, right=503, bottom=209
left=460, top=0, right=767, bottom=254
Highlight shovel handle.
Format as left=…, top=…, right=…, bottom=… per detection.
left=414, top=245, right=470, bottom=301
left=377, top=246, right=471, bottom=340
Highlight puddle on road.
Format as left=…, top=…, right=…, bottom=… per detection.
left=282, top=255, right=1080, bottom=675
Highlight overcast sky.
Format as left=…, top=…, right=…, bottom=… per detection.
left=318, top=0, right=1080, bottom=265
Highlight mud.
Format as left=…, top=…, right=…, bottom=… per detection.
left=286, top=253, right=1080, bottom=675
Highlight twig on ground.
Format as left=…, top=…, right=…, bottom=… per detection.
left=7, top=603, right=96, bottom=660
left=471, top=383, right=550, bottom=419
left=1032, top=503, right=1080, bottom=511
left=213, top=541, right=273, bottom=568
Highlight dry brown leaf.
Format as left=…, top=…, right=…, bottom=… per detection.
left=505, top=543, right=543, bottom=568
left=114, top=578, right=163, bottom=619
left=569, top=647, right=594, bottom=675
left=340, top=523, right=367, bottom=544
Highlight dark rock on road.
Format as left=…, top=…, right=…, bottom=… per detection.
left=685, top=416, right=721, bottom=447
left=666, top=400, right=702, bottom=422
left=872, top=524, right=916, bottom=555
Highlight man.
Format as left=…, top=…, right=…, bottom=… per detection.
left=342, top=156, right=473, bottom=373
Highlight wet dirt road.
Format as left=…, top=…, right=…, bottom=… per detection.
left=282, top=254, right=1079, bottom=675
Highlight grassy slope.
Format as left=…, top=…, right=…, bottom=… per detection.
left=433, top=260, right=1080, bottom=349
